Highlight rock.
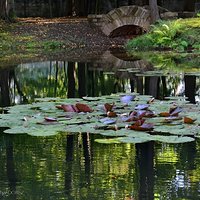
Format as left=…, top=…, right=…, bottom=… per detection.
left=160, top=12, right=178, bottom=19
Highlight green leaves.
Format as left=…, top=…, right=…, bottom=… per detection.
left=126, top=18, right=200, bottom=52
left=0, top=93, right=199, bottom=144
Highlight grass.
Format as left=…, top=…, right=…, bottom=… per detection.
left=0, top=19, right=85, bottom=66
left=0, top=20, right=76, bottom=53
left=126, top=18, right=200, bottom=52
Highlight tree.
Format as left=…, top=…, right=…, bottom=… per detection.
left=0, top=0, right=8, bottom=19
left=0, top=0, right=15, bottom=21
left=149, top=0, right=160, bottom=23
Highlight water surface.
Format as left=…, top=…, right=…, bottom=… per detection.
left=0, top=51, right=200, bottom=199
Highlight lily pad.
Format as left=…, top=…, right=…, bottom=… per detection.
left=118, top=136, right=151, bottom=144
left=0, top=92, right=199, bottom=143
left=152, top=135, right=195, bottom=143
left=95, top=138, right=121, bottom=144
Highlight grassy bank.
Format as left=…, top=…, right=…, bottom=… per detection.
left=0, top=20, right=78, bottom=52
left=126, top=18, right=200, bottom=52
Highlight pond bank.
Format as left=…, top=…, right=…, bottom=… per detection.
left=0, top=17, right=127, bottom=66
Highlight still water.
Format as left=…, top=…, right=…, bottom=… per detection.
left=0, top=51, right=200, bottom=199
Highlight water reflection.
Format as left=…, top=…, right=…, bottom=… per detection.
left=0, top=54, right=200, bottom=199
left=1, top=133, right=200, bottom=199
left=0, top=58, right=199, bottom=106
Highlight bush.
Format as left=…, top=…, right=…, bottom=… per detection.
left=126, top=19, right=191, bottom=52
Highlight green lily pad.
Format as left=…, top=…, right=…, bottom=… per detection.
left=95, top=138, right=121, bottom=144
left=82, top=96, right=102, bottom=101
left=153, top=125, right=198, bottom=136
left=4, top=126, right=28, bottom=134
left=64, top=124, right=99, bottom=134
left=118, top=136, right=151, bottom=143
left=152, top=135, right=195, bottom=143
left=0, top=92, right=199, bottom=144
left=98, top=130, right=127, bottom=137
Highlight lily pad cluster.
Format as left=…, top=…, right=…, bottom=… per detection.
left=0, top=93, right=199, bottom=144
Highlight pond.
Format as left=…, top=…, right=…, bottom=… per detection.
left=0, top=50, right=200, bottom=199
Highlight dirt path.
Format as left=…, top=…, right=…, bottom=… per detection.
left=11, top=17, right=126, bottom=61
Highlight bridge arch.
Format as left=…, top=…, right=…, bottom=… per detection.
left=100, top=6, right=151, bottom=37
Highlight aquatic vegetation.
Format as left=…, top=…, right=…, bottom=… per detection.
left=0, top=93, right=199, bottom=144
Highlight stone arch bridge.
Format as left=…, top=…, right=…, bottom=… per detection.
left=89, top=5, right=151, bottom=38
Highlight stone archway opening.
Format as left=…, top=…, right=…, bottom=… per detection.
left=109, top=25, right=145, bottom=38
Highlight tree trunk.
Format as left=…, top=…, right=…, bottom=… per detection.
left=149, top=0, right=160, bottom=23
left=66, top=0, right=73, bottom=16
left=0, top=0, right=8, bottom=19
left=0, top=0, right=15, bottom=21
left=184, top=0, right=195, bottom=11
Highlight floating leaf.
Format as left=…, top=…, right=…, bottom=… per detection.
left=60, top=104, right=78, bottom=112
left=147, top=98, right=155, bottom=104
left=4, top=126, right=29, bottom=134
left=118, top=136, right=150, bottom=144
left=170, top=106, right=182, bottom=116
left=153, top=125, right=198, bottom=136
left=135, top=104, right=149, bottom=110
left=100, top=117, right=116, bottom=125
left=120, top=95, right=135, bottom=104
left=82, top=96, right=102, bottom=101
left=164, top=116, right=182, bottom=123
left=104, top=103, right=114, bottom=112
left=44, top=117, right=57, bottom=122
left=152, top=135, right=195, bottom=143
left=159, top=112, right=170, bottom=117
left=95, top=138, right=121, bottom=144
left=99, top=130, right=127, bottom=137
left=184, top=116, right=196, bottom=124
left=1, top=92, right=199, bottom=144
left=107, top=111, right=117, bottom=117
left=64, top=124, right=99, bottom=134
left=75, top=103, right=93, bottom=112
left=128, top=122, right=154, bottom=131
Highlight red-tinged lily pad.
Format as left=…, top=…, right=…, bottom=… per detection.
left=1, top=93, right=199, bottom=143
left=104, top=103, right=114, bottom=112
left=75, top=103, right=93, bottom=113
left=184, top=116, right=196, bottom=124
left=126, top=110, right=146, bottom=121
left=128, top=122, right=154, bottom=131
left=123, top=116, right=138, bottom=122
left=134, top=119, right=145, bottom=126
left=60, top=104, right=78, bottom=112
left=107, top=111, right=117, bottom=117
left=159, top=112, right=170, bottom=117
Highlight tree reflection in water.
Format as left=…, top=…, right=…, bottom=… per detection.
left=0, top=56, right=199, bottom=199
left=0, top=60, right=198, bottom=104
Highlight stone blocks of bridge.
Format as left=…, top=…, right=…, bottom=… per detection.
left=100, top=6, right=151, bottom=37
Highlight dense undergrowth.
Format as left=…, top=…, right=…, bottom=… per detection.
left=126, top=18, right=200, bottom=52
